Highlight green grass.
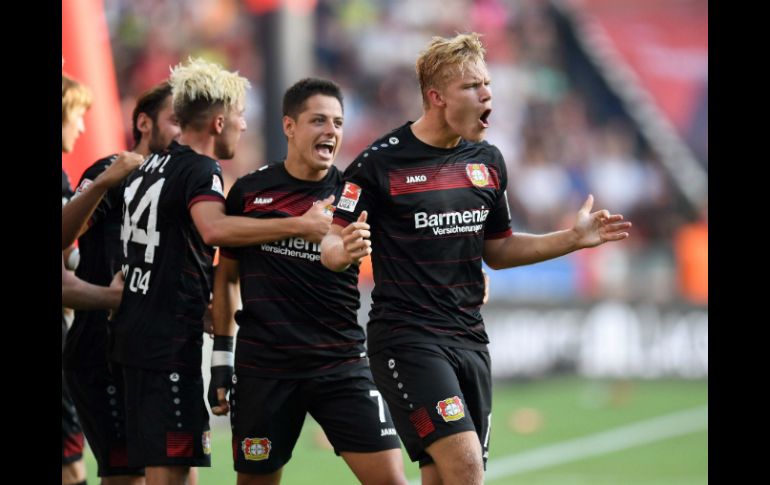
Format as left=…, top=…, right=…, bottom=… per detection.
left=84, top=377, right=708, bottom=484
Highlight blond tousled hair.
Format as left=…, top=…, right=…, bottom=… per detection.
left=169, top=57, right=251, bottom=129
left=62, top=74, right=92, bottom=125
left=415, top=32, right=487, bottom=108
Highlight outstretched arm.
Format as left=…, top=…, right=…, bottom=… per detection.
left=190, top=195, right=335, bottom=247
left=483, top=194, right=631, bottom=270
left=62, top=151, right=143, bottom=248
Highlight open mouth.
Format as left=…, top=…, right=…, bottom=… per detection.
left=315, top=140, right=335, bottom=158
left=479, top=109, right=491, bottom=128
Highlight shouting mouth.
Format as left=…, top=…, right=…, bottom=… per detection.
left=315, top=140, right=335, bottom=159
left=479, top=109, right=491, bottom=129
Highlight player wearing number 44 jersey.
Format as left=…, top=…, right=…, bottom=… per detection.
left=321, top=33, right=632, bottom=485
left=109, top=59, right=335, bottom=485
left=211, top=78, right=407, bottom=484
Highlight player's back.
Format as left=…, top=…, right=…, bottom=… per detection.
left=110, top=141, right=225, bottom=373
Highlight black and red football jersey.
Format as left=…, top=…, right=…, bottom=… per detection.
left=222, top=161, right=366, bottom=378
left=63, top=154, right=124, bottom=370
left=333, top=122, right=512, bottom=354
left=109, top=141, right=225, bottom=372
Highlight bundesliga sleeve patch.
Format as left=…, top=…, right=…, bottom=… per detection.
left=337, top=182, right=362, bottom=212
left=212, top=174, right=224, bottom=196
left=436, top=396, right=465, bottom=422
left=75, top=178, right=93, bottom=194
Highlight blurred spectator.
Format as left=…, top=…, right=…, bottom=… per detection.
left=674, top=206, right=708, bottom=304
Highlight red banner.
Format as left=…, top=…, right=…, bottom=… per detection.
left=62, top=0, right=125, bottom=185
left=573, top=0, right=707, bottom=138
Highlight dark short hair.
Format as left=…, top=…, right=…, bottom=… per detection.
left=282, top=78, right=344, bottom=119
left=132, top=81, right=173, bottom=145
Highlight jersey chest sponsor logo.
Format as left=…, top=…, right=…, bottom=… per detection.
left=337, top=182, right=362, bottom=212
left=414, top=208, right=489, bottom=230
left=252, top=197, right=273, bottom=205
left=436, top=396, right=465, bottom=422
left=242, top=437, right=271, bottom=461
left=466, top=163, right=490, bottom=187
left=406, top=174, right=427, bottom=184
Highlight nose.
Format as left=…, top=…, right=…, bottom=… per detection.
left=77, top=117, right=86, bottom=134
left=240, top=117, right=247, bottom=131
left=480, top=84, right=492, bottom=103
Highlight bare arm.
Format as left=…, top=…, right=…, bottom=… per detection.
left=211, top=255, right=240, bottom=340
left=190, top=195, right=334, bottom=247
left=320, top=212, right=371, bottom=272
left=483, top=195, right=631, bottom=270
left=61, top=256, right=124, bottom=310
left=62, top=151, right=144, bottom=248
left=208, top=255, right=240, bottom=416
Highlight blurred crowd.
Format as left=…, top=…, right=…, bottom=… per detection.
left=102, top=0, right=707, bottom=305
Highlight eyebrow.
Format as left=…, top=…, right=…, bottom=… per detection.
left=309, top=113, right=344, bottom=119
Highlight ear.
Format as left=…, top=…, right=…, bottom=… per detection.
left=212, top=113, right=225, bottom=135
left=282, top=115, right=295, bottom=139
left=136, top=112, right=152, bottom=136
left=426, top=88, right=446, bottom=109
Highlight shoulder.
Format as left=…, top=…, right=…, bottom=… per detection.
left=476, top=140, right=504, bottom=160
left=181, top=151, right=222, bottom=177
left=233, top=161, right=281, bottom=188
left=346, top=124, right=409, bottom=176
left=81, top=154, right=118, bottom=181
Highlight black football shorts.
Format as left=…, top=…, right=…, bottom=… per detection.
left=369, top=343, right=492, bottom=468
left=122, top=366, right=212, bottom=468
left=230, top=365, right=401, bottom=475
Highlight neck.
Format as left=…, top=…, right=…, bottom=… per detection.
left=179, top=130, right=216, bottom=158
left=284, top=151, right=327, bottom=182
left=411, top=111, right=462, bottom=149
left=133, top=141, right=150, bottom=158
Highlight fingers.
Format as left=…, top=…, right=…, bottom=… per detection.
left=342, top=229, right=372, bottom=259
left=357, top=210, right=368, bottom=223
left=599, top=214, right=624, bottom=223
left=321, top=194, right=335, bottom=206
left=211, top=403, right=230, bottom=416
left=604, top=231, right=630, bottom=241
left=343, top=232, right=372, bottom=251
left=342, top=226, right=371, bottom=239
left=580, top=194, right=594, bottom=213
left=604, top=221, right=632, bottom=232
left=211, top=388, right=230, bottom=415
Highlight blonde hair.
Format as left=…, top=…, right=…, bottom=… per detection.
left=62, top=74, right=92, bottom=124
left=415, top=32, right=486, bottom=108
left=169, top=57, right=251, bottom=129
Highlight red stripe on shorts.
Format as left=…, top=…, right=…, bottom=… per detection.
left=409, top=407, right=436, bottom=438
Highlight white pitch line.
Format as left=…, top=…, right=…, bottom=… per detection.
left=407, top=405, right=708, bottom=485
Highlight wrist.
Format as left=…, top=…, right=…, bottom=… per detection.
left=212, top=335, right=234, bottom=367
